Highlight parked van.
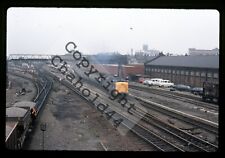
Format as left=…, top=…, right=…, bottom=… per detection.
left=158, top=80, right=174, bottom=87
left=147, top=78, right=163, bottom=86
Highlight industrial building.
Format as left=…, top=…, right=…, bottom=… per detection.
left=144, top=55, right=219, bottom=87
left=188, top=48, right=219, bottom=56
left=60, top=53, right=145, bottom=78
left=92, top=64, right=144, bottom=78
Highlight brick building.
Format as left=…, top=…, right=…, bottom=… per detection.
left=61, top=53, right=144, bottom=79
left=144, top=55, right=219, bottom=87
left=93, top=64, right=144, bottom=78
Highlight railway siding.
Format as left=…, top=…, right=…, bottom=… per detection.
left=132, top=94, right=218, bottom=134
left=50, top=69, right=217, bottom=151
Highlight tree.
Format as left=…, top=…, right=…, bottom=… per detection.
left=159, top=52, right=165, bottom=56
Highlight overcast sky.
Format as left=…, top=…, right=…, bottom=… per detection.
left=7, top=8, right=219, bottom=55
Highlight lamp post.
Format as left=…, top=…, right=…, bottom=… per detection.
left=40, top=123, right=46, bottom=150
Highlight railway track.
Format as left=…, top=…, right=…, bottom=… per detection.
left=34, top=69, right=53, bottom=115
left=84, top=80, right=218, bottom=151
left=115, top=110, right=185, bottom=151
left=8, top=68, right=53, bottom=114
left=35, top=78, right=52, bottom=114
left=6, top=67, right=53, bottom=149
left=132, top=104, right=218, bottom=152
left=7, top=70, right=40, bottom=101
left=48, top=72, right=184, bottom=151
left=48, top=70, right=218, bottom=151
left=74, top=75, right=218, bottom=135
left=133, top=95, right=218, bottom=136
left=88, top=78, right=218, bottom=150
left=129, top=84, right=218, bottom=111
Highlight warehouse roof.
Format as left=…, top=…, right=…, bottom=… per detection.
left=145, top=55, right=219, bottom=69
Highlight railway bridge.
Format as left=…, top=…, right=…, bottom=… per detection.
left=7, top=54, right=52, bottom=65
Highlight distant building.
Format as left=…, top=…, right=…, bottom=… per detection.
left=148, top=49, right=161, bottom=56
left=145, top=55, right=219, bottom=87
left=143, top=44, right=148, bottom=52
left=189, top=48, right=219, bottom=56
left=93, top=64, right=144, bottom=78
left=141, top=44, right=161, bottom=56
left=130, top=49, right=134, bottom=56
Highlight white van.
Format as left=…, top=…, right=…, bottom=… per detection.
left=147, top=78, right=163, bottom=86
left=158, top=80, right=174, bottom=87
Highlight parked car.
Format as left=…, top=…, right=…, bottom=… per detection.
left=143, top=79, right=150, bottom=85
left=158, top=80, right=174, bottom=87
left=170, top=87, right=176, bottom=91
left=173, top=84, right=191, bottom=92
left=138, top=77, right=145, bottom=83
left=147, top=78, right=163, bottom=86
left=191, top=87, right=203, bottom=96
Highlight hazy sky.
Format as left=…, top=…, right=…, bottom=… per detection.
left=7, top=8, right=219, bottom=55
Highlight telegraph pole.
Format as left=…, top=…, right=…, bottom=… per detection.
left=40, top=123, right=46, bottom=150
